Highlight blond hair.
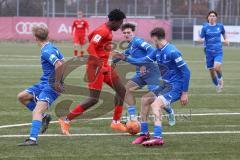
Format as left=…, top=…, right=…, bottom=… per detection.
left=32, top=26, right=49, bottom=41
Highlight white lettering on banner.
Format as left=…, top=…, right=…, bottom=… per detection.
left=15, top=22, right=47, bottom=35
left=58, top=24, right=71, bottom=34
left=193, top=25, right=240, bottom=43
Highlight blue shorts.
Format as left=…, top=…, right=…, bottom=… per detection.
left=131, top=73, right=160, bottom=92
left=152, top=81, right=182, bottom=106
left=25, top=82, right=59, bottom=107
left=205, top=49, right=223, bottom=69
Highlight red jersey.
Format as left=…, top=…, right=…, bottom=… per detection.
left=87, top=23, right=112, bottom=62
left=72, top=19, right=89, bottom=35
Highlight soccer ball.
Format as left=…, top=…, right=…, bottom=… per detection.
left=126, top=120, right=140, bottom=135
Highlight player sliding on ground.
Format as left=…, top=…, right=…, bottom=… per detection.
left=58, top=9, right=127, bottom=135
left=197, top=10, right=229, bottom=92
left=17, top=26, right=64, bottom=146
left=112, top=23, right=176, bottom=126
left=72, top=11, right=89, bottom=57
left=115, top=27, right=190, bottom=146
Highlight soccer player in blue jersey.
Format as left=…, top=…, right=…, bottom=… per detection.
left=112, top=23, right=175, bottom=125
left=115, top=27, right=190, bottom=146
left=198, top=11, right=229, bottom=92
left=17, top=26, right=64, bottom=146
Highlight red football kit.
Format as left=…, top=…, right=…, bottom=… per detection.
left=87, top=23, right=120, bottom=90
left=72, top=19, right=89, bottom=45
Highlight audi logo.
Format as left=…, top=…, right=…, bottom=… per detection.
left=15, top=22, right=48, bottom=35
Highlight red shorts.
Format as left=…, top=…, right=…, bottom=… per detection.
left=74, top=34, right=86, bottom=45
left=87, top=64, right=120, bottom=91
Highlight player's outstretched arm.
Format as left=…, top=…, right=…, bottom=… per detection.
left=179, top=64, right=191, bottom=105
left=124, top=50, right=156, bottom=66
left=223, top=34, right=230, bottom=46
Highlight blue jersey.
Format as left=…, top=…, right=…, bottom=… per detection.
left=126, top=43, right=190, bottom=92
left=115, top=36, right=158, bottom=76
left=40, top=42, right=64, bottom=82
left=200, top=23, right=225, bottom=53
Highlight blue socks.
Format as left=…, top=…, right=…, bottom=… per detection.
left=153, top=125, right=162, bottom=138
left=140, top=123, right=163, bottom=138
left=30, top=120, right=42, bottom=141
left=140, top=122, right=148, bottom=134
left=128, top=106, right=136, bottom=118
left=26, top=100, right=36, bottom=111
left=212, top=76, right=219, bottom=86
left=216, top=71, right=222, bottom=80
left=164, top=106, right=173, bottom=114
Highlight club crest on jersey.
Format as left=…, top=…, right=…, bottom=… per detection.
left=93, top=34, right=102, bottom=42
left=49, top=54, right=56, bottom=61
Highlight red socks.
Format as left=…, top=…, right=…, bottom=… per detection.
left=66, top=105, right=123, bottom=122
left=66, top=104, right=84, bottom=121
left=113, top=105, right=123, bottom=121
left=74, top=50, right=78, bottom=56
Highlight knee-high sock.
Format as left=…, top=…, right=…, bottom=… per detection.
left=153, top=125, right=163, bottom=138
left=113, top=105, right=123, bottom=121
left=66, top=104, right=85, bottom=121
left=140, top=122, right=149, bottom=134
left=30, top=120, right=42, bottom=141
left=212, top=75, right=219, bottom=86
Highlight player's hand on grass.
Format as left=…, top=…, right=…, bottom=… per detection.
left=180, top=92, right=188, bottom=106
left=54, top=81, right=63, bottom=93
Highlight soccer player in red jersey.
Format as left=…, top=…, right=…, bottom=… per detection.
left=59, top=9, right=127, bottom=135
left=72, top=11, right=89, bottom=57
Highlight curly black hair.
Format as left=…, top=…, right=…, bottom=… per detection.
left=121, top=23, right=136, bottom=31
left=150, top=27, right=165, bottom=39
left=108, top=9, right=126, bottom=21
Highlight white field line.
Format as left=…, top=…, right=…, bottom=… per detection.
left=0, top=112, right=240, bottom=129
left=1, top=131, right=240, bottom=138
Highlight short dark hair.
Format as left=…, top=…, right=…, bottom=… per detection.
left=32, top=26, right=48, bottom=41
left=108, top=9, right=126, bottom=21
left=150, top=27, right=165, bottom=39
left=121, top=23, right=136, bottom=31
left=207, top=10, right=218, bottom=19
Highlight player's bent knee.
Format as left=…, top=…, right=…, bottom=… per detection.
left=151, top=97, right=165, bottom=109
left=17, top=91, right=30, bottom=104
left=214, top=66, right=221, bottom=72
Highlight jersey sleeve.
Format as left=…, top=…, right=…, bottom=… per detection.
left=170, top=50, right=186, bottom=68
left=134, top=38, right=156, bottom=55
left=170, top=50, right=190, bottom=92
left=85, top=20, right=89, bottom=30
left=125, top=50, right=156, bottom=66
left=57, top=51, right=64, bottom=61
left=42, top=50, right=61, bottom=66
left=220, top=24, right=226, bottom=35
left=72, top=21, right=76, bottom=31
left=123, top=48, right=131, bottom=56
left=89, top=30, right=108, bottom=46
